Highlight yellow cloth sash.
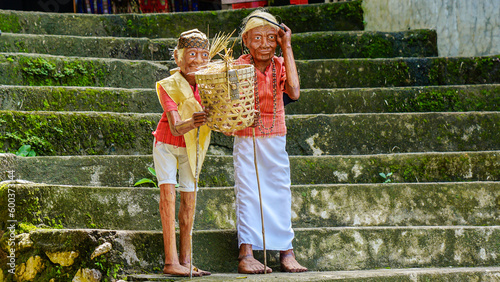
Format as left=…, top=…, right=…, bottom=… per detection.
left=156, top=71, right=211, bottom=179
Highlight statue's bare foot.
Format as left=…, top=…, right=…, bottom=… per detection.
left=163, top=264, right=202, bottom=277
left=180, top=263, right=211, bottom=276
left=238, top=255, right=272, bottom=274
left=280, top=250, right=307, bottom=273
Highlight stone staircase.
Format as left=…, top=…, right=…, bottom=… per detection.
left=1, top=1, right=500, bottom=281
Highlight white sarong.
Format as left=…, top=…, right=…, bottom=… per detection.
left=233, top=135, right=294, bottom=251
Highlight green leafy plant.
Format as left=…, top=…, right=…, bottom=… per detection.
left=134, top=167, right=158, bottom=188
left=15, top=144, right=36, bottom=157
left=379, top=172, right=393, bottom=183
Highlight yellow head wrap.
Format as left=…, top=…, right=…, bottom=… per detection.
left=240, top=9, right=280, bottom=36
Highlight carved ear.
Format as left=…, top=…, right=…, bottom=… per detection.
left=242, top=33, right=248, bottom=48
left=174, top=49, right=179, bottom=65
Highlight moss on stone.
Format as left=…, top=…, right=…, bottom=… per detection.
left=0, top=1, right=362, bottom=38
left=7, top=111, right=497, bottom=157
left=385, top=86, right=500, bottom=112
left=296, top=55, right=500, bottom=89
left=3, top=54, right=499, bottom=90
left=0, top=53, right=171, bottom=88
left=428, top=55, right=500, bottom=85
left=292, top=30, right=437, bottom=60
left=0, top=111, right=158, bottom=156
left=0, top=33, right=178, bottom=61
left=0, top=30, right=438, bottom=61
left=285, top=85, right=500, bottom=115
left=0, top=12, right=22, bottom=33
left=3, top=151, right=498, bottom=189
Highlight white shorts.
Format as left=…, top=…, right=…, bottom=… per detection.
left=153, top=139, right=196, bottom=192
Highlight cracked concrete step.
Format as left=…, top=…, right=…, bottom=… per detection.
left=126, top=267, right=500, bottom=281
left=0, top=1, right=363, bottom=37
left=1, top=110, right=499, bottom=156
left=0, top=29, right=437, bottom=61
left=1, top=151, right=498, bottom=187
left=4, top=226, right=499, bottom=275
left=1, top=53, right=499, bottom=89
left=2, top=84, right=499, bottom=114
left=2, top=182, right=499, bottom=231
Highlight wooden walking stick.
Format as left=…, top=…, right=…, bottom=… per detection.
left=190, top=127, right=200, bottom=278
left=252, top=127, right=267, bottom=273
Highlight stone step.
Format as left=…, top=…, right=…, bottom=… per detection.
left=3, top=226, right=499, bottom=276
left=0, top=85, right=162, bottom=113
left=3, top=181, right=499, bottom=231
left=126, top=267, right=500, bottom=281
left=0, top=1, right=363, bottom=38
left=1, top=110, right=499, bottom=156
left=1, top=151, right=498, bottom=187
left=287, top=84, right=500, bottom=114
left=295, top=55, right=500, bottom=89
left=1, top=53, right=499, bottom=89
left=0, top=29, right=437, bottom=61
left=2, top=84, right=498, bottom=114
left=0, top=53, right=170, bottom=89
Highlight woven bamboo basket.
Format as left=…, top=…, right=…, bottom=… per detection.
left=195, top=63, right=255, bottom=133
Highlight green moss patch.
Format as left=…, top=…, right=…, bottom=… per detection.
left=285, top=85, right=500, bottom=114
left=0, top=12, right=22, bottom=33
left=0, top=111, right=159, bottom=156
left=297, top=55, right=500, bottom=89
left=0, top=33, right=177, bottom=61
left=0, top=53, right=172, bottom=88
left=0, top=86, right=162, bottom=113
left=292, top=29, right=437, bottom=60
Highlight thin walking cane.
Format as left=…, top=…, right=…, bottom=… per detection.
left=190, top=127, right=200, bottom=278
left=252, top=127, right=267, bottom=274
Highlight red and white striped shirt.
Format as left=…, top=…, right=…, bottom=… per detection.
left=233, top=54, right=287, bottom=137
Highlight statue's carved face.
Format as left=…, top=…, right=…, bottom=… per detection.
left=243, top=25, right=278, bottom=63
left=175, top=47, right=209, bottom=84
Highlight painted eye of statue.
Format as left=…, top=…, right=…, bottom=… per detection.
left=254, top=36, right=261, bottom=40
left=189, top=52, right=196, bottom=56
left=269, top=35, right=276, bottom=40
left=202, top=53, right=209, bottom=57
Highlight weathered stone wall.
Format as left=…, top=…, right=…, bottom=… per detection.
left=362, top=0, right=500, bottom=57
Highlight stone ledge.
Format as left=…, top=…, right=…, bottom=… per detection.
left=4, top=84, right=498, bottom=114
left=1, top=181, right=499, bottom=231
left=0, top=29, right=437, bottom=61
left=1, top=151, right=499, bottom=186
left=1, top=111, right=499, bottom=156
left=287, top=84, right=500, bottom=114
left=1, top=53, right=499, bottom=89
left=0, top=1, right=363, bottom=38
left=1, top=227, right=499, bottom=276
left=127, top=267, right=500, bottom=281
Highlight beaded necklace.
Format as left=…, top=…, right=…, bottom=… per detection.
left=251, top=56, right=277, bottom=135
